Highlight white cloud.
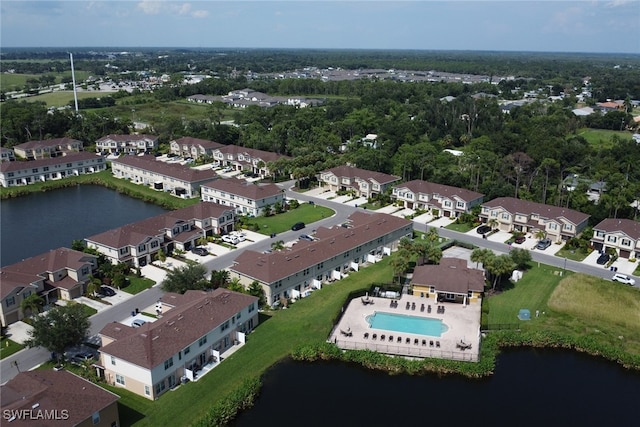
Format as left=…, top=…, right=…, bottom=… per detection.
left=192, top=10, right=209, bottom=18
left=137, top=1, right=162, bottom=15
left=178, top=3, right=191, bottom=15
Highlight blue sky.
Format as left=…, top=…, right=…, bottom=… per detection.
left=1, top=1, right=639, bottom=53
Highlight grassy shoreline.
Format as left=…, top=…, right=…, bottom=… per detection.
left=9, top=174, right=639, bottom=425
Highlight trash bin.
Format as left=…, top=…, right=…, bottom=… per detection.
left=136, top=308, right=139, bottom=314
left=131, top=311, right=136, bottom=317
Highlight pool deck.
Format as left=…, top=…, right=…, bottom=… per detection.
left=330, top=295, right=481, bottom=362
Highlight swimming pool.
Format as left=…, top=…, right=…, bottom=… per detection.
left=366, top=312, right=448, bottom=337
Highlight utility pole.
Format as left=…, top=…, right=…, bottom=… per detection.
left=69, top=52, right=79, bottom=113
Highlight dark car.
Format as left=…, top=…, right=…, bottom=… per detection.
left=291, top=222, right=305, bottom=231
left=299, top=234, right=314, bottom=241
left=476, top=225, right=491, bottom=234
left=535, top=239, right=552, bottom=250
left=71, top=351, right=94, bottom=364
left=191, top=247, right=208, bottom=256
left=514, top=236, right=526, bottom=244
left=597, top=253, right=610, bottom=265
left=99, top=286, right=116, bottom=297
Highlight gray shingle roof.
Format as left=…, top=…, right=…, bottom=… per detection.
left=411, top=258, right=485, bottom=294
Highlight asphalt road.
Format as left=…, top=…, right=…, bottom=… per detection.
left=1, top=183, right=632, bottom=383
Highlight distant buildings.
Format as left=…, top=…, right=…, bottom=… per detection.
left=169, top=136, right=224, bottom=159
left=318, top=165, right=400, bottom=199
left=391, top=180, right=484, bottom=218
left=591, top=218, right=640, bottom=259
left=0, top=152, right=107, bottom=187
left=479, top=197, right=590, bottom=242
left=201, top=178, right=284, bottom=217
left=96, top=134, right=159, bottom=155
left=187, top=88, right=324, bottom=108
left=13, top=138, right=83, bottom=160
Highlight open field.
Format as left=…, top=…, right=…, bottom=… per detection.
left=575, top=128, right=636, bottom=148
left=18, top=90, right=106, bottom=108
left=1, top=71, right=91, bottom=93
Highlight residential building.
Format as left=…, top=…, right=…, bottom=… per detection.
left=1, top=146, right=16, bottom=162
left=591, top=218, right=640, bottom=259
left=96, top=134, right=159, bottom=155
left=229, top=211, right=413, bottom=305
left=98, top=289, right=258, bottom=400
left=201, top=178, right=284, bottom=216
left=12, top=137, right=83, bottom=160
left=212, top=145, right=288, bottom=178
left=0, top=370, right=120, bottom=427
left=169, top=136, right=224, bottom=159
left=318, top=165, right=400, bottom=199
left=0, top=152, right=107, bottom=188
left=0, top=248, right=98, bottom=326
left=392, top=180, right=484, bottom=218
left=85, top=202, right=235, bottom=267
left=110, top=155, right=218, bottom=197
left=411, top=258, right=485, bottom=305
left=479, top=197, right=590, bottom=242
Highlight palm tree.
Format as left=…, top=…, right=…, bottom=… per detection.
left=227, top=278, right=245, bottom=293
left=470, top=248, right=494, bottom=269
left=390, top=249, right=411, bottom=284
left=425, top=227, right=440, bottom=243
left=20, top=293, right=44, bottom=318
left=534, top=229, right=547, bottom=241
left=485, top=254, right=515, bottom=290
left=487, top=218, right=499, bottom=231
left=271, top=240, right=285, bottom=251
left=85, top=277, right=101, bottom=297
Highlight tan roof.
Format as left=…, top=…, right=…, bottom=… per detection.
left=323, top=165, right=400, bottom=185
left=13, top=137, right=83, bottom=150
left=0, top=152, right=102, bottom=173
left=231, top=211, right=411, bottom=283
left=411, top=258, right=485, bottom=294
left=395, top=179, right=484, bottom=203
left=482, top=197, right=589, bottom=225
left=112, top=155, right=218, bottom=183
left=0, top=370, right=119, bottom=427
left=85, top=202, right=232, bottom=249
left=216, top=145, right=288, bottom=164
left=202, top=178, right=283, bottom=200
left=171, top=136, right=224, bottom=150
left=1, top=248, right=96, bottom=299
left=593, top=218, right=640, bottom=240
left=97, top=134, right=158, bottom=142
left=99, top=289, right=257, bottom=369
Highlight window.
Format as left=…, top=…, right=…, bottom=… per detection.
left=92, top=412, right=100, bottom=425
left=116, top=374, right=125, bottom=385
left=184, top=346, right=190, bottom=355
left=457, top=201, right=465, bottom=208
left=111, top=356, right=116, bottom=365
left=607, top=236, right=617, bottom=243
left=32, top=168, right=38, bottom=173
left=199, top=335, right=207, bottom=346
left=164, top=357, right=174, bottom=370
left=595, top=230, right=605, bottom=238
left=621, top=239, right=631, bottom=247
left=501, top=213, right=510, bottom=220
left=5, top=296, right=16, bottom=307
left=549, top=223, right=558, bottom=230
left=248, top=302, right=255, bottom=313
left=145, top=385, right=150, bottom=396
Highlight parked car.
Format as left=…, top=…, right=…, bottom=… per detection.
left=191, top=247, right=208, bottom=256
left=535, top=239, right=552, bottom=250
left=99, top=286, right=116, bottom=297
left=476, top=225, right=491, bottom=234
left=299, top=234, right=314, bottom=241
left=612, top=273, right=636, bottom=286
left=222, top=235, right=239, bottom=245
left=221, top=166, right=233, bottom=173
left=132, top=319, right=146, bottom=328
left=596, top=253, right=610, bottom=265
left=291, top=222, right=305, bottom=231
left=71, top=351, right=94, bottom=363
left=514, top=236, right=526, bottom=244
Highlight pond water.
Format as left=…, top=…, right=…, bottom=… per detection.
left=0, top=185, right=167, bottom=267
left=231, top=349, right=640, bottom=427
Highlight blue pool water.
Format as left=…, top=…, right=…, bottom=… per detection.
left=366, top=312, right=448, bottom=337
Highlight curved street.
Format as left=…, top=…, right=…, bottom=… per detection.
left=1, top=183, right=634, bottom=383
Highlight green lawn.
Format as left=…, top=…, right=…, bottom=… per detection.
left=122, top=276, right=156, bottom=295
left=445, top=222, right=474, bottom=233
left=80, top=304, right=98, bottom=317
left=574, top=128, right=635, bottom=148
left=555, top=246, right=590, bottom=262
left=21, top=90, right=105, bottom=108
left=485, top=264, right=566, bottom=326
left=243, top=203, right=334, bottom=235
left=0, top=337, right=25, bottom=359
